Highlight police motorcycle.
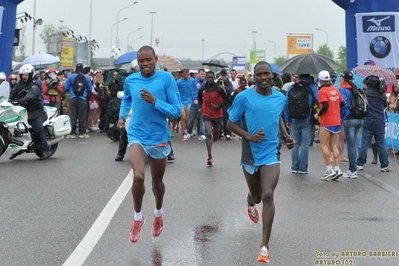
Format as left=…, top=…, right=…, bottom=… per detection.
left=0, top=64, right=72, bottom=160
left=0, top=95, right=71, bottom=160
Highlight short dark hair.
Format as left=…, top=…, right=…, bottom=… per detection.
left=83, top=67, right=91, bottom=74
left=281, top=73, right=292, bottom=84
left=138, top=45, right=156, bottom=57
left=207, top=71, right=215, bottom=76
left=198, top=68, right=205, bottom=73
left=254, top=61, right=271, bottom=73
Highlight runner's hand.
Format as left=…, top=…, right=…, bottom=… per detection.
left=249, top=127, right=264, bottom=142
left=140, top=88, right=155, bottom=104
left=117, top=118, right=125, bottom=132
left=285, top=136, right=295, bottom=150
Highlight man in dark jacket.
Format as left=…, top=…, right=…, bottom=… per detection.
left=217, top=68, right=233, bottom=139
left=9, top=64, right=49, bottom=160
left=356, top=75, right=391, bottom=172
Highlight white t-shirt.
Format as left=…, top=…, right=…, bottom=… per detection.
left=229, top=78, right=238, bottom=90
left=0, top=81, right=10, bottom=99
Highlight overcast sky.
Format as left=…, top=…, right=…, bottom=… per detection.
left=16, top=0, right=346, bottom=62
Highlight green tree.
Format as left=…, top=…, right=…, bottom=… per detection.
left=274, top=55, right=286, bottom=66
left=336, top=46, right=347, bottom=72
left=316, top=44, right=334, bottom=59
left=39, top=24, right=70, bottom=52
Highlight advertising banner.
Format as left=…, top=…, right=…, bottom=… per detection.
left=232, top=56, right=246, bottom=71
left=385, top=112, right=399, bottom=150
left=61, top=38, right=74, bottom=68
left=286, top=34, right=312, bottom=59
left=356, top=12, right=399, bottom=71
left=250, top=50, right=265, bottom=72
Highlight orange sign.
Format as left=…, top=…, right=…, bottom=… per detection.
left=287, top=34, right=313, bottom=59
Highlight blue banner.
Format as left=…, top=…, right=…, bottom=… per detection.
left=385, top=112, right=399, bottom=150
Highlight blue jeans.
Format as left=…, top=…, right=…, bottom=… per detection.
left=344, top=119, right=363, bottom=172
left=356, top=126, right=389, bottom=168
left=187, top=103, right=204, bottom=135
left=291, top=120, right=312, bottom=172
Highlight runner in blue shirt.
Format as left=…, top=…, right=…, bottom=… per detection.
left=118, top=45, right=181, bottom=244
left=227, top=61, right=294, bottom=264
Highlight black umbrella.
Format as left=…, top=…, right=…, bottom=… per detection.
left=201, top=58, right=228, bottom=68
left=279, top=54, right=340, bottom=75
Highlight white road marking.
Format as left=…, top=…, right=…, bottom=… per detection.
left=62, top=170, right=132, bottom=266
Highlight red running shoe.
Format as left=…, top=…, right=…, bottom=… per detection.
left=257, top=246, right=270, bottom=264
left=152, top=215, right=164, bottom=237
left=129, top=217, right=145, bottom=243
left=247, top=195, right=260, bottom=223
left=207, top=157, right=214, bottom=166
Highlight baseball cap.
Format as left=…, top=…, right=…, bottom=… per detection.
left=220, top=69, right=228, bottom=76
left=318, top=70, right=331, bottom=81
left=76, top=63, right=83, bottom=70
left=342, top=71, right=353, bottom=80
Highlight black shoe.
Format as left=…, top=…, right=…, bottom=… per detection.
left=115, top=154, right=124, bottom=161
left=314, top=139, right=320, bottom=144
left=40, top=150, right=49, bottom=160
left=10, top=150, right=24, bottom=160
left=167, top=152, right=175, bottom=161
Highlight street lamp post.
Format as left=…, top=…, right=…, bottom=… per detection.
left=267, top=40, right=276, bottom=60
left=116, top=1, right=139, bottom=48
left=149, top=11, right=156, bottom=47
left=88, top=0, right=93, bottom=66
left=127, top=28, right=142, bottom=51
left=131, top=36, right=143, bottom=51
left=32, top=0, right=43, bottom=55
left=201, top=39, right=205, bottom=61
left=110, top=17, right=128, bottom=67
left=316, top=28, right=328, bottom=46
left=251, top=31, right=257, bottom=50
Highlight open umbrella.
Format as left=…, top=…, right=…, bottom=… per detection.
left=21, top=53, right=60, bottom=66
left=352, top=65, right=397, bottom=85
left=201, top=58, right=228, bottom=68
left=333, top=71, right=364, bottom=89
left=270, top=63, right=281, bottom=75
left=114, top=51, right=138, bottom=66
left=158, top=55, right=183, bottom=72
left=279, top=54, right=340, bottom=75
left=394, top=67, right=399, bottom=79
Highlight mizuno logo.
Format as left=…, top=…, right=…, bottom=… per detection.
left=367, top=16, right=390, bottom=27
left=363, top=15, right=395, bottom=32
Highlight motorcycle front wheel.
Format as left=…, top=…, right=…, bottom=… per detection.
left=34, top=143, right=58, bottom=158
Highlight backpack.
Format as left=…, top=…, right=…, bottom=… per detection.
left=45, top=72, right=60, bottom=95
left=288, top=82, right=314, bottom=119
left=349, top=87, right=369, bottom=118
left=103, top=68, right=129, bottom=87
left=72, top=73, right=87, bottom=96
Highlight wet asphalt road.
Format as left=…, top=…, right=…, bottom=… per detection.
left=1, top=132, right=399, bottom=266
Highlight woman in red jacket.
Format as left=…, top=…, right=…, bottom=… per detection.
left=198, top=70, right=230, bottom=166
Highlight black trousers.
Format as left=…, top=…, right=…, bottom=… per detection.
left=69, top=98, right=87, bottom=135
left=28, top=116, right=48, bottom=151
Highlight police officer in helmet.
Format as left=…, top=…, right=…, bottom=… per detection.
left=9, top=64, right=49, bottom=160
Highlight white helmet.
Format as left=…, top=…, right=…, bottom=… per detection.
left=19, top=64, right=35, bottom=75
left=127, top=59, right=140, bottom=74
left=0, top=72, right=6, bottom=80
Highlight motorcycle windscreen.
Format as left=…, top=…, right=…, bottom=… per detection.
left=50, top=115, right=72, bottom=137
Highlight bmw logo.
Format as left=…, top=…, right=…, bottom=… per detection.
left=370, top=36, right=391, bottom=58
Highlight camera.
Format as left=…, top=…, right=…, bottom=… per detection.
left=378, top=78, right=387, bottom=94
